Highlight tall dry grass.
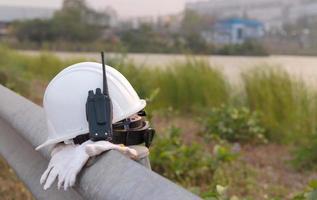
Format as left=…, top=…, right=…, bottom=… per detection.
left=241, top=68, right=317, bottom=143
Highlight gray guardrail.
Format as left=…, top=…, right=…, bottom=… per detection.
left=0, top=85, right=201, bottom=200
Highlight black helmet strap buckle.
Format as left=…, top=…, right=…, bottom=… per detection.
left=74, top=114, right=155, bottom=148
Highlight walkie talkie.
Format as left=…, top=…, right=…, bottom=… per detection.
left=86, top=52, right=113, bottom=141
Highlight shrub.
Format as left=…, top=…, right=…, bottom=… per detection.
left=151, top=126, right=215, bottom=187
left=201, top=105, right=267, bottom=143
left=242, top=68, right=317, bottom=169
left=214, top=41, right=268, bottom=56
left=150, top=126, right=237, bottom=192
left=291, top=180, right=317, bottom=200
left=210, top=162, right=258, bottom=200
left=293, top=133, right=317, bottom=170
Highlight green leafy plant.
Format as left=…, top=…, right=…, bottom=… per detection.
left=200, top=185, right=240, bottom=200
left=293, top=133, right=317, bottom=170
left=151, top=126, right=215, bottom=187
left=150, top=126, right=237, bottom=194
left=292, top=180, right=317, bottom=200
left=201, top=105, right=267, bottom=143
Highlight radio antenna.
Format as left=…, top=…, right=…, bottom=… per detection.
left=101, top=52, right=109, bottom=96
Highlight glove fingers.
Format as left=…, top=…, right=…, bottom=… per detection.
left=57, top=169, right=68, bottom=190
left=127, top=148, right=138, bottom=158
left=64, top=166, right=76, bottom=191
left=57, top=175, right=63, bottom=190
left=92, top=141, right=116, bottom=149
left=65, top=160, right=86, bottom=190
left=63, top=172, right=70, bottom=191
left=118, top=146, right=138, bottom=159
left=86, top=142, right=138, bottom=158
left=68, top=170, right=77, bottom=188
left=43, top=168, right=58, bottom=190
left=57, top=158, right=73, bottom=190
left=86, top=142, right=113, bottom=156
left=40, top=164, right=53, bottom=185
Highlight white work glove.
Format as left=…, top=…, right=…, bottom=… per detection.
left=40, top=140, right=138, bottom=191
left=85, top=140, right=138, bottom=159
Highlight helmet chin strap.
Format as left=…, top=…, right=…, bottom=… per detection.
left=73, top=112, right=155, bottom=148
left=111, top=112, right=155, bottom=148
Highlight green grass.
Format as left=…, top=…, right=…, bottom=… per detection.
left=112, top=58, right=230, bottom=111
left=0, top=46, right=230, bottom=112
left=241, top=68, right=317, bottom=143
left=0, top=46, right=85, bottom=97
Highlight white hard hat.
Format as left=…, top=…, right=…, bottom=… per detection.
left=36, top=62, right=146, bottom=150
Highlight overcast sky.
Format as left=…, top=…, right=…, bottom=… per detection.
left=0, top=0, right=200, bottom=18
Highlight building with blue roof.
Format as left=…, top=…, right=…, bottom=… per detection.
left=202, top=17, right=264, bottom=45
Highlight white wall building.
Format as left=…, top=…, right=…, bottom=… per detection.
left=0, top=6, right=55, bottom=22
left=186, top=0, right=317, bottom=31
left=207, top=18, right=264, bottom=45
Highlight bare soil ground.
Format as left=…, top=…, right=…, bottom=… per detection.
left=0, top=156, right=33, bottom=200
left=152, top=116, right=317, bottom=199
left=239, top=144, right=317, bottom=199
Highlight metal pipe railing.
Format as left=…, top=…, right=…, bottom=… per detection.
left=0, top=85, right=201, bottom=200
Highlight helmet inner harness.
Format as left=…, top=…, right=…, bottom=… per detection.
left=73, top=52, right=155, bottom=147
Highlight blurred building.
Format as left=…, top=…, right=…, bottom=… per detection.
left=186, top=0, right=317, bottom=31
left=0, top=5, right=55, bottom=37
left=121, top=13, right=182, bottom=32
left=129, top=16, right=156, bottom=29
left=202, top=18, right=264, bottom=44
left=0, top=22, right=10, bottom=36
left=156, top=14, right=183, bottom=33
left=0, top=6, right=55, bottom=22
left=103, top=7, right=119, bottom=28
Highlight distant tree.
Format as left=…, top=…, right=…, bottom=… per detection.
left=13, top=0, right=108, bottom=43
left=119, top=23, right=183, bottom=53
left=180, top=9, right=213, bottom=53
left=13, top=19, right=55, bottom=43
left=120, top=24, right=157, bottom=52
left=52, top=0, right=104, bottom=41
left=181, top=9, right=205, bottom=34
